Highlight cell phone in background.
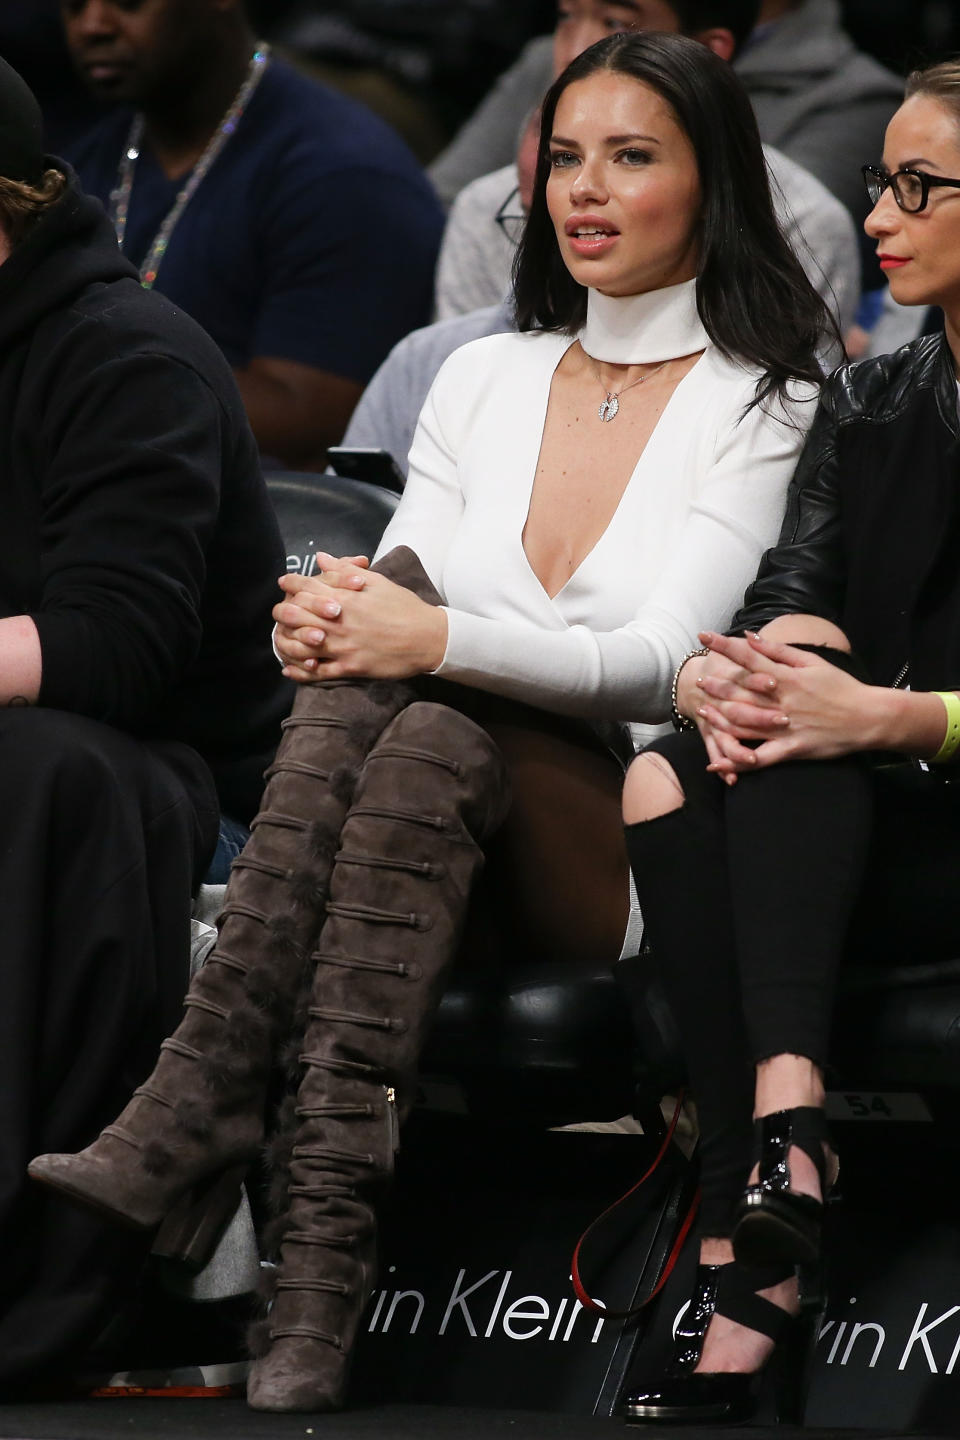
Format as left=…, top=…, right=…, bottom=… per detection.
left=327, top=446, right=405, bottom=495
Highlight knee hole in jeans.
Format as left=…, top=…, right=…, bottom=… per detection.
left=622, top=752, right=687, bottom=825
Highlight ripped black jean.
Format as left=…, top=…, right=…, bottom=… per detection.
left=624, top=652, right=960, bottom=1235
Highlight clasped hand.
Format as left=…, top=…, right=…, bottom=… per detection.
left=273, top=552, right=447, bottom=681
left=684, top=628, right=869, bottom=783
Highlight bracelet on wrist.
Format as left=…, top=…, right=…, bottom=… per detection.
left=671, top=646, right=711, bottom=732
left=931, top=690, right=960, bottom=764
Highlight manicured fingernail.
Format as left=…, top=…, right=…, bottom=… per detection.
left=777, top=715, right=790, bottom=726
left=323, top=602, right=341, bottom=618
left=308, top=629, right=325, bottom=645
left=305, top=659, right=318, bottom=671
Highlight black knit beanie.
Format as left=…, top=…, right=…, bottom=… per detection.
left=0, top=56, right=43, bottom=186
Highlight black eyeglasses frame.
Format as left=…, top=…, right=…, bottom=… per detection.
left=862, top=163, right=960, bottom=214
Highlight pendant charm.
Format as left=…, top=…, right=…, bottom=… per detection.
left=598, top=393, right=619, bottom=423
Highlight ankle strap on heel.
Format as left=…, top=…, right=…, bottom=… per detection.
left=712, top=1261, right=795, bottom=1343
left=753, top=1107, right=831, bottom=1191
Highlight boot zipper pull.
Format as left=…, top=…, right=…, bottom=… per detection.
left=386, top=1086, right=400, bottom=1152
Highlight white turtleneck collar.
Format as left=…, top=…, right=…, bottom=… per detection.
left=580, top=278, right=709, bottom=364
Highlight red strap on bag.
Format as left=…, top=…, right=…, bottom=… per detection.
left=571, top=1093, right=700, bottom=1320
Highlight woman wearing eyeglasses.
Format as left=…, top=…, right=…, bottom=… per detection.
left=621, top=58, right=960, bottom=1426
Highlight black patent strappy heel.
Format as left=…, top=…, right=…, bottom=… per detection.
left=622, top=1259, right=816, bottom=1425
left=733, top=1106, right=835, bottom=1270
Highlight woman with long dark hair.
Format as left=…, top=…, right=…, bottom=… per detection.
left=31, top=32, right=825, bottom=1414
left=621, top=56, right=960, bottom=1428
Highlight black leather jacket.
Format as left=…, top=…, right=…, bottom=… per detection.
left=732, top=333, right=960, bottom=691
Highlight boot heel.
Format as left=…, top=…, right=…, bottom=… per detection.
left=151, top=1163, right=248, bottom=1272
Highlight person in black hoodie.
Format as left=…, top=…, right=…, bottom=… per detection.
left=0, top=57, right=289, bottom=1385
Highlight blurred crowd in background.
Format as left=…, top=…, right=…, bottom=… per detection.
left=7, top=1, right=960, bottom=165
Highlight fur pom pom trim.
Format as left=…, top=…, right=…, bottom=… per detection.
left=243, top=963, right=289, bottom=1021
left=246, top=1315, right=275, bottom=1359
left=142, top=1139, right=173, bottom=1177
left=266, top=1165, right=294, bottom=1220
left=290, top=867, right=329, bottom=913
left=173, top=1099, right=213, bottom=1144
left=306, top=820, right=339, bottom=864
left=328, top=764, right=358, bottom=805
left=199, top=1048, right=261, bottom=1094
left=221, top=1003, right=271, bottom=1056
left=266, top=913, right=304, bottom=961
left=261, top=1212, right=292, bottom=1259
left=264, top=1095, right=298, bottom=1171
left=366, top=680, right=403, bottom=708
left=279, top=1034, right=307, bottom=1086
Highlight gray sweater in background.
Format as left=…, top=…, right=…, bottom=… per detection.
left=339, top=302, right=515, bottom=477
left=736, top=0, right=902, bottom=227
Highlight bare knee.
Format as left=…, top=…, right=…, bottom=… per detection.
left=760, top=614, right=851, bottom=652
left=622, top=753, right=686, bottom=825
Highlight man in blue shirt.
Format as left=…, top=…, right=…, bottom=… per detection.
left=62, top=0, right=445, bottom=469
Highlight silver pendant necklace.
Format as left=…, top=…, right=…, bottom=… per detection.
left=109, top=43, right=270, bottom=289
left=593, top=356, right=671, bottom=422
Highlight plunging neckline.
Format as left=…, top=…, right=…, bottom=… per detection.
left=519, top=340, right=708, bottom=602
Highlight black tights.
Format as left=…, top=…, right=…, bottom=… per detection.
left=624, top=729, right=878, bottom=1237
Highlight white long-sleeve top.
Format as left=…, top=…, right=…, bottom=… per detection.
left=375, top=326, right=817, bottom=750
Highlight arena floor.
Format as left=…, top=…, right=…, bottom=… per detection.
left=0, top=1401, right=924, bottom=1440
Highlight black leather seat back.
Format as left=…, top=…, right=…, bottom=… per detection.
left=264, top=471, right=400, bottom=577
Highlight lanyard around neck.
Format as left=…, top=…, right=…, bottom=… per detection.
left=108, top=43, right=270, bottom=289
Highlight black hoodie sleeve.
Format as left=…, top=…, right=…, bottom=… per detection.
left=31, top=346, right=226, bottom=728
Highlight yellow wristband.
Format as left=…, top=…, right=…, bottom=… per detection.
left=931, top=691, right=960, bottom=764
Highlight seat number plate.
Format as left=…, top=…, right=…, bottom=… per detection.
left=826, top=1090, right=932, bottom=1123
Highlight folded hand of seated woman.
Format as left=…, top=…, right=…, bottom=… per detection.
left=274, top=565, right=447, bottom=681
left=697, top=631, right=876, bottom=769
left=673, top=632, right=787, bottom=783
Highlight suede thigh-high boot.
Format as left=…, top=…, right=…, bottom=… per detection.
left=246, top=700, right=511, bottom=1412
left=28, top=548, right=439, bottom=1263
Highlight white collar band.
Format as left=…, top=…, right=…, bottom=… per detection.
left=580, top=278, right=709, bottom=364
